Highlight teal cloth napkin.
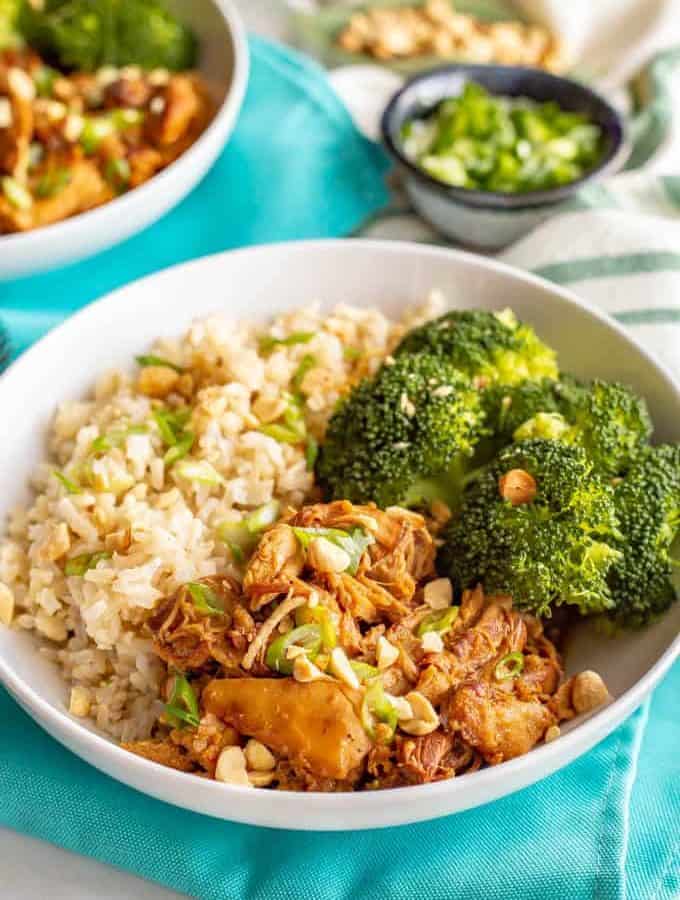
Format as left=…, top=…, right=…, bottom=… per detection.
left=1, top=34, right=679, bottom=900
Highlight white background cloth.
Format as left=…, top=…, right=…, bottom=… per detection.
left=3, top=3, right=679, bottom=898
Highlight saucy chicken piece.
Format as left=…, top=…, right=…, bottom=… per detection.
left=416, top=593, right=527, bottom=705
left=203, top=677, right=371, bottom=781
left=445, top=680, right=555, bottom=765
left=147, top=575, right=254, bottom=674
left=0, top=65, right=34, bottom=178
left=243, top=523, right=304, bottom=610
left=145, top=75, right=200, bottom=147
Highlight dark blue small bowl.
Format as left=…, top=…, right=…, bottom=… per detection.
left=380, top=64, right=628, bottom=249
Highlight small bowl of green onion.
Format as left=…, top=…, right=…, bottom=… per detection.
left=381, top=65, right=628, bottom=249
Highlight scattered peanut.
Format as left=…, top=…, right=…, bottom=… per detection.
left=544, top=724, right=561, bottom=743
left=421, top=630, right=444, bottom=653
left=215, top=746, right=251, bottom=786
left=329, top=646, right=360, bottom=689
left=400, top=690, right=440, bottom=736
left=248, top=770, right=276, bottom=788
left=307, top=537, right=351, bottom=574
left=244, top=738, right=276, bottom=772
left=572, top=670, right=609, bottom=714
left=424, top=577, right=452, bottom=610
left=336, top=1, right=567, bottom=72
left=69, top=685, right=91, bottom=718
left=293, top=654, right=325, bottom=683
left=499, top=469, right=537, bottom=506
left=137, top=365, right=180, bottom=398
left=376, top=635, right=400, bottom=670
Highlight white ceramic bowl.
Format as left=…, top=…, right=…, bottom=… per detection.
left=1, top=240, right=678, bottom=831
left=0, top=0, right=248, bottom=280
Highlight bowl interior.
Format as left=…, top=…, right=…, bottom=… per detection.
left=0, top=241, right=678, bottom=826
left=382, top=64, right=626, bottom=208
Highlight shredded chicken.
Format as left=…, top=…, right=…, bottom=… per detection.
left=129, top=501, right=608, bottom=791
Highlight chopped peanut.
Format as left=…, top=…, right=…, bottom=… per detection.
left=307, top=537, right=351, bottom=574
left=572, top=671, right=609, bottom=714
left=376, top=635, right=399, bottom=670
left=499, top=469, right=537, bottom=506
left=137, top=365, right=180, bottom=398
left=244, top=738, right=276, bottom=772
left=215, top=746, right=251, bottom=786
left=400, top=690, right=439, bottom=736
left=423, top=577, right=452, bottom=610
left=328, top=646, right=360, bottom=689
left=544, top=724, right=561, bottom=743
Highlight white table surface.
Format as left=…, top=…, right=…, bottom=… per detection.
left=4, top=3, right=679, bottom=899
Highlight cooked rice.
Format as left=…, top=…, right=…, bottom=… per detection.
left=0, top=293, right=444, bottom=741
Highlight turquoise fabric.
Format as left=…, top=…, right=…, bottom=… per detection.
left=0, top=34, right=678, bottom=900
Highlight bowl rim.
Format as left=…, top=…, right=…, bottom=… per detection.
left=0, top=0, right=249, bottom=252
left=380, top=63, right=629, bottom=212
left=0, top=238, right=678, bottom=826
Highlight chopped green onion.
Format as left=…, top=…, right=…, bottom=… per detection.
left=64, top=551, right=111, bottom=577
left=495, top=651, right=525, bottom=681
left=295, top=604, right=337, bottom=650
left=152, top=406, right=191, bottom=446
left=258, top=331, right=315, bottom=354
left=186, top=582, right=223, bottom=615
left=244, top=500, right=280, bottom=533
left=265, top=624, right=322, bottom=675
left=361, top=679, right=398, bottom=742
left=350, top=660, right=379, bottom=682
left=343, top=346, right=362, bottom=361
left=292, top=354, right=316, bottom=392
left=2, top=176, right=32, bottom=211
left=53, top=470, right=81, bottom=494
left=164, top=672, right=200, bottom=729
left=417, top=606, right=459, bottom=637
left=163, top=430, right=194, bottom=467
left=259, top=423, right=303, bottom=444
left=305, top=435, right=319, bottom=471
left=137, top=355, right=184, bottom=373
left=292, top=526, right=374, bottom=576
left=33, top=65, right=58, bottom=97
left=80, top=116, right=114, bottom=154
left=176, top=460, right=223, bottom=486
left=110, top=108, right=145, bottom=129
left=35, top=168, right=71, bottom=199
left=104, top=157, right=131, bottom=193
left=90, top=424, right=147, bottom=454
left=226, top=541, right=245, bottom=564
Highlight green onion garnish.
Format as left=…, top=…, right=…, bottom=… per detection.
left=175, top=460, right=223, bottom=486
left=417, top=606, right=459, bottom=637
left=104, top=157, right=131, bottom=193
left=138, top=355, right=184, bottom=373
left=292, top=526, right=374, bottom=576
left=350, top=660, right=379, bottom=682
left=110, top=108, right=145, bottom=129
left=163, top=430, right=194, bottom=467
left=53, top=470, right=81, bottom=494
left=343, top=346, right=362, bottom=361
left=295, top=604, right=337, bottom=650
left=495, top=651, right=525, bottom=681
left=259, top=423, right=303, bottom=444
left=361, top=679, right=398, bottom=742
left=90, top=424, right=147, bottom=454
left=80, top=116, right=115, bottom=154
left=186, top=582, right=223, bottom=616
left=152, top=406, right=191, bottom=445
left=266, top=623, right=323, bottom=675
left=33, top=65, right=58, bottom=98
left=35, top=168, right=71, bottom=199
left=64, top=551, right=111, bottom=577
left=258, top=331, right=315, bottom=354
left=292, top=354, right=316, bottom=392
left=164, top=672, right=200, bottom=729
left=245, top=500, right=280, bottom=532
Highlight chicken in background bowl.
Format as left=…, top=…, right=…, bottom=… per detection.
left=0, top=0, right=213, bottom=233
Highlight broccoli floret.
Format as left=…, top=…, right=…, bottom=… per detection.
left=395, top=309, right=558, bottom=386
left=608, top=445, right=680, bottom=627
left=316, top=352, right=487, bottom=509
left=21, top=0, right=197, bottom=71
left=514, top=379, right=652, bottom=476
left=481, top=377, right=572, bottom=442
left=438, top=439, right=623, bottom=617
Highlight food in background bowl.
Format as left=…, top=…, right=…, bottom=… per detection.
left=400, top=82, right=604, bottom=192
left=1, top=295, right=677, bottom=793
left=336, top=0, right=567, bottom=71
left=0, top=0, right=212, bottom=233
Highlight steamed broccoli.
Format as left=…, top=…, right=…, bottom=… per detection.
left=608, top=445, right=680, bottom=627
left=481, top=376, right=574, bottom=443
left=394, top=309, right=558, bottom=386
left=316, top=352, right=486, bottom=509
left=20, top=0, right=197, bottom=71
left=514, top=379, right=652, bottom=476
left=438, top=440, right=623, bottom=617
